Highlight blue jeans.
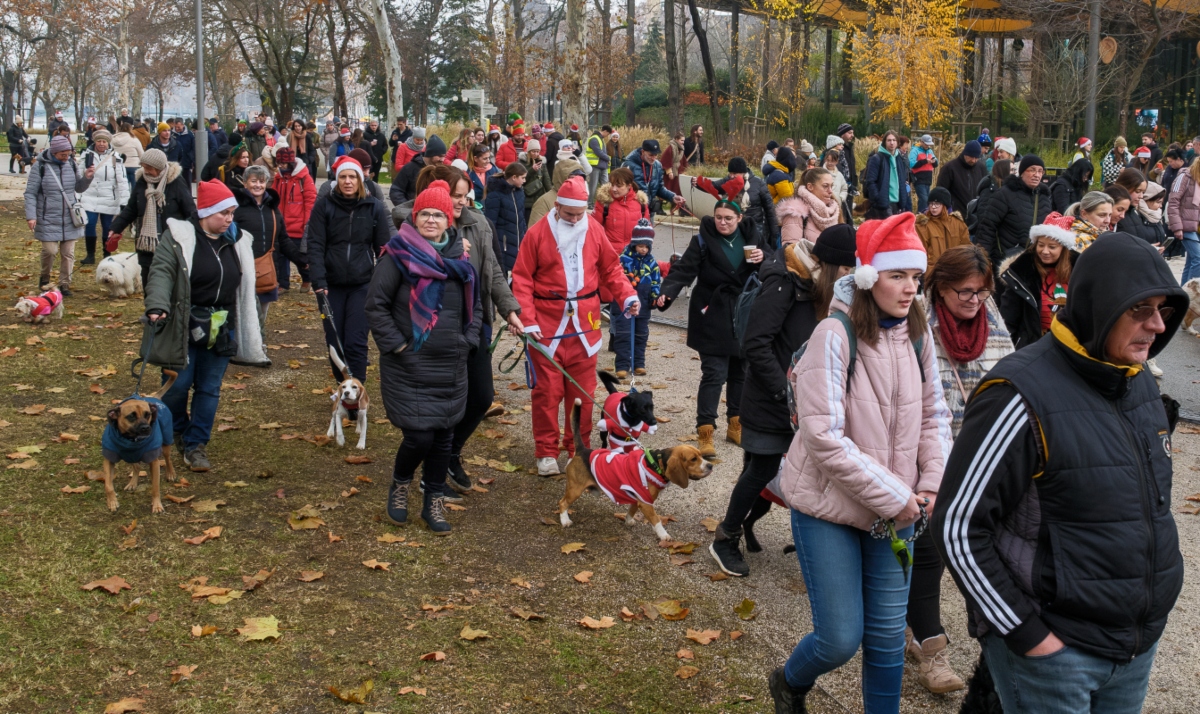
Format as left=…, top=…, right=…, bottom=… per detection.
left=160, top=343, right=232, bottom=449
left=1181, top=233, right=1200, bottom=285
left=126, top=167, right=138, bottom=189
left=785, top=510, right=912, bottom=713
left=984, top=635, right=1157, bottom=714
left=84, top=212, right=114, bottom=259
left=914, top=183, right=930, bottom=213
left=610, top=301, right=650, bottom=372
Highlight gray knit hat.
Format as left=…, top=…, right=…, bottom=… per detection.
left=49, top=135, right=73, bottom=153
left=91, top=129, right=112, bottom=144
left=140, top=148, right=168, bottom=172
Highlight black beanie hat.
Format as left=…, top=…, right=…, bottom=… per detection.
left=424, top=134, right=447, bottom=157
left=728, top=156, right=749, bottom=174
left=836, top=123, right=854, bottom=138
left=928, top=186, right=954, bottom=210
left=776, top=146, right=797, bottom=172
left=812, top=224, right=858, bottom=267
left=642, top=139, right=660, bottom=154
left=1019, top=154, right=1045, bottom=176
left=766, top=140, right=779, bottom=152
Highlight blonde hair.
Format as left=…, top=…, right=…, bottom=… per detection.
left=336, top=170, right=367, bottom=199
left=1065, top=191, right=1113, bottom=218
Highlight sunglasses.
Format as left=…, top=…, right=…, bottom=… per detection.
left=1127, top=304, right=1174, bottom=322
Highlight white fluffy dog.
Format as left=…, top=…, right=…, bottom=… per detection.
left=95, top=253, right=142, bottom=298
left=1183, top=278, right=1200, bottom=334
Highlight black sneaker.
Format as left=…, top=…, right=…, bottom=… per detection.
left=421, top=491, right=452, bottom=535
left=768, top=667, right=811, bottom=713
left=418, top=480, right=463, bottom=503
left=709, top=526, right=750, bottom=577
left=59, top=287, right=72, bottom=297
left=447, top=453, right=471, bottom=493
left=183, top=445, right=210, bottom=472
left=386, top=479, right=411, bottom=525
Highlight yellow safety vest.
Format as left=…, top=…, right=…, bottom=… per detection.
left=583, top=133, right=602, bottom=167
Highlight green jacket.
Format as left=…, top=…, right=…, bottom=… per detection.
left=142, top=217, right=269, bottom=369
left=522, top=155, right=552, bottom=207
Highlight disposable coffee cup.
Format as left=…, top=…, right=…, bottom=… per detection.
left=743, top=246, right=755, bottom=260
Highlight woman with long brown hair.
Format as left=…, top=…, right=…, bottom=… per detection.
left=660, top=131, right=687, bottom=196
left=444, top=127, right=475, bottom=166
left=999, top=213, right=1079, bottom=349
left=221, top=147, right=252, bottom=189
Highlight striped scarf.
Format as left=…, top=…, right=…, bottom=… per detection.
left=382, top=222, right=477, bottom=352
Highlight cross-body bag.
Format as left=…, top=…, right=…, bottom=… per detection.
left=44, top=160, right=86, bottom=228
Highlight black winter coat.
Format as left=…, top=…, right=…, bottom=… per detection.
left=482, top=175, right=527, bottom=273
left=976, top=174, right=1053, bottom=270
left=362, top=127, right=387, bottom=163
left=739, top=248, right=821, bottom=437
left=109, top=169, right=196, bottom=238
left=389, top=153, right=426, bottom=205
left=6, top=124, right=28, bottom=154
left=1118, top=210, right=1168, bottom=245
left=365, top=226, right=482, bottom=430
left=936, top=153, right=989, bottom=215
left=148, top=135, right=182, bottom=163
left=306, top=191, right=391, bottom=290
left=659, top=215, right=766, bottom=357
left=862, top=149, right=911, bottom=216
left=1050, top=160, right=1093, bottom=214
left=233, top=188, right=305, bottom=265
left=999, top=249, right=1079, bottom=350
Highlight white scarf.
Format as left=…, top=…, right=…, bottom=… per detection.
left=1137, top=199, right=1163, bottom=225
left=548, top=210, right=587, bottom=295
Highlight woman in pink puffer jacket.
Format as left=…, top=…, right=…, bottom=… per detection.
left=766, top=212, right=954, bottom=714
left=776, top=168, right=843, bottom=246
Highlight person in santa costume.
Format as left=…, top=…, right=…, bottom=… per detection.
left=510, top=175, right=640, bottom=476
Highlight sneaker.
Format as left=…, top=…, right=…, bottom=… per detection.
left=420, top=491, right=452, bottom=535
left=59, top=287, right=73, bottom=297
left=447, top=453, right=472, bottom=493
left=916, top=634, right=966, bottom=694
left=417, top=480, right=464, bottom=503
left=183, top=445, right=211, bottom=472
left=537, top=457, right=561, bottom=476
left=386, top=479, right=410, bottom=525
left=1148, top=358, right=1163, bottom=377
left=768, top=667, right=812, bottom=713
left=485, top=402, right=505, bottom=418
left=709, top=526, right=750, bottom=577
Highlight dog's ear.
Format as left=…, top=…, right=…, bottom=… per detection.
left=659, top=448, right=691, bottom=489
left=147, top=402, right=159, bottom=422
left=107, top=408, right=120, bottom=424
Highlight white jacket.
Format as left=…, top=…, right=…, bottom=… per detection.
left=110, top=132, right=143, bottom=168
left=78, top=148, right=130, bottom=215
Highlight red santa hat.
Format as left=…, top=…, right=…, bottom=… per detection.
left=556, top=175, right=589, bottom=208
left=569, top=124, right=579, bottom=132
left=197, top=179, right=238, bottom=218
left=1029, top=212, right=1077, bottom=250
left=332, top=156, right=364, bottom=182
left=543, top=122, right=555, bottom=131
left=339, top=127, right=351, bottom=138
left=1077, top=137, right=1092, bottom=149
left=1135, top=146, right=1152, bottom=159
left=853, top=212, right=927, bottom=290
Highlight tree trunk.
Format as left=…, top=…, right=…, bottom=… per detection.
left=823, top=27, right=832, bottom=112
left=326, top=5, right=348, bottom=122
left=841, top=29, right=853, bottom=105
left=625, top=0, right=636, bottom=124
left=563, top=0, right=586, bottom=126
left=368, top=0, right=406, bottom=128
left=788, top=15, right=802, bottom=128
left=2, top=69, right=16, bottom=131
left=729, top=3, right=738, bottom=133
left=665, top=0, right=681, bottom=134
left=685, top=0, right=721, bottom=144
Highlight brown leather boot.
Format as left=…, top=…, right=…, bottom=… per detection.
left=916, top=634, right=965, bottom=694
left=697, top=425, right=717, bottom=458
left=726, top=416, right=742, bottom=445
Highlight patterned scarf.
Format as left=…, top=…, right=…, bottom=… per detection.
left=138, top=167, right=169, bottom=252
left=382, top=222, right=477, bottom=352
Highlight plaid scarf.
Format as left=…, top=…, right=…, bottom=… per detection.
left=383, top=222, right=477, bottom=352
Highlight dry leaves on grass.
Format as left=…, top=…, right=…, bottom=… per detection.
left=510, top=608, right=544, bottom=621
left=730, top=631, right=744, bottom=640
left=675, top=665, right=699, bottom=679
left=459, top=624, right=490, bottom=640
left=6, top=459, right=38, bottom=470
left=652, top=599, right=690, bottom=621
left=48, top=407, right=74, bottom=415
left=362, top=559, right=390, bottom=571
left=734, top=598, right=757, bottom=621
left=190, top=499, right=227, bottom=513
left=398, top=686, right=427, bottom=696
left=328, top=679, right=373, bottom=704
left=120, top=519, right=137, bottom=535
left=103, top=698, right=145, bottom=713
left=341, top=487, right=359, bottom=498
left=579, top=616, right=616, bottom=630
left=18, top=404, right=45, bottom=415
left=327, top=531, right=342, bottom=542
left=183, top=526, right=224, bottom=545
left=237, top=616, right=281, bottom=640
left=573, top=570, right=593, bottom=583
left=677, top=648, right=695, bottom=660
left=445, top=502, right=466, bottom=511
left=242, top=569, right=274, bottom=591
left=686, top=629, right=722, bottom=645
left=191, top=625, right=218, bottom=637
left=82, top=576, right=131, bottom=594
left=420, top=651, right=447, bottom=661
left=288, top=505, right=326, bottom=530
left=298, top=571, right=324, bottom=582
left=164, top=494, right=194, bottom=504
left=344, top=455, right=372, bottom=464
left=561, top=542, right=586, bottom=554
left=170, top=664, right=197, bottom=683
left=377, top=532, right=406, bottom=543
left=700, top=517, right=719, bottom=532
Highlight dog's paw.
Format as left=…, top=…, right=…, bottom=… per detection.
left=355, top=440, right=366, bottom=450
left=106, top=497, right=119, bottom=512
left=123, top=481, right=138, bottom=492
left=151, top=499, right=164, bottom=514
left=654, top=523, right=671, bottom=541
left=624, top=515, right=637, bottom=527
left=559, top=511, right=573, bottom=527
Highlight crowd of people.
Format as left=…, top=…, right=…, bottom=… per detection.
left=15, top=110, right=1190, bottom=714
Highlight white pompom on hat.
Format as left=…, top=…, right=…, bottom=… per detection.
left=853, top=213, right=927, bottom=290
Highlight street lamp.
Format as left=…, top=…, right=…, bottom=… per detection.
left=194, top=0, right=206, bottom=184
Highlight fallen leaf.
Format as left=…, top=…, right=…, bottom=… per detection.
left=344, top=455, right=372, bottom=464
left=669, top=554, right=695, bottom=566
left=356, top=475, right=373, bottom=483
left=190, top=499, right=227, bottom=513
left=619, top=607, right=639, bottom=621
left=678, top=434, right=698, bottom=442
left=18, top=404, right=46, bottom=415
left=191, top=625, right=218, bottom=637
left=398, top=686, right=427, bottom=696
left=510, top=607, right=545, bottom=621
left=341, top=487, right=359, bottom=498
left=1185, top=493, right=1200, bottom=502
left=170, top=664, right=198, bottom=684
left=288, top=505, right=326, bottom=530
left=733, top=598, right=757, bottom=621
left=327, top=531, right=342, bottom=543
left=44, top=386, right=64, bottom=392
left=510, top=578, right=531, bottom=589
left=420, top=651, right=447, bottom=661
left=7, top=458, right=38, bottom=470
left=82, top=576, right=131, bottom=595
left=573, top=570, right=593, bottom=583
left=119, top=519, right=138, bottom=535
left=483, top=428, right=505, bottom=439
left=0, top=420, right=11, bottom=428
left=700, top=517, right=719, bottom=532
left=298, top=571, right=324, bottom=582
left=459, top=624, right=491, bottom=640
left=377, top=533, right=406, bottom=543
left=223, top=480, right=248, bottom=488
left=328, top=679, right=373, bottom=704
left=479, top=477, right=495, bottom=485
left=641, top=602, right=659, bottom=621
left=103, top=698, right=145, bottom=713
left=561, top=542, right=586, bottom=554
left=258, top=422, right=281, bottom=430
left=579, top=616, right=616, bottom=630
left=216, top=423, right=239, bottom=432
left=362, top=559, right=390, bottom=571
left=48, top=407, right=75, bottom=415
left=164, top=494, right=194, bottom=504
left=89, top=383, right=106, bottom=394
left=59, top=483, right=88, bottom=492
left=0, top=347, right=19, bottom=357
left=183, top=526, right=223, bottom=545
left=653, top=599, right=690, bottom=621
left=677, top=648, right=695, bottom=660
left=686, top=628, right=722, bottom=645
left=242, top=569, right=273, bottom=590
left=675, top=665, right=699, bottom=679
left=495, top=418, right=518, bottom=425
left=237, top=615, right=281, bottom=640
left=62, top=457, right=80, bottom=464
left=207, top=590, right=245, bottom=605
left=730, top=630, right=744, bottom=640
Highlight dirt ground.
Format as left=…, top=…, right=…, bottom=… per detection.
left=1, top=204, right=1198, bottom=713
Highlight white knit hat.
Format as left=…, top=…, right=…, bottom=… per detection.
left=995, top=137, right=1017, bottom=156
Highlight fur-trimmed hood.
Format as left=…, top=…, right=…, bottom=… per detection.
left=594, top=182, right=647, bottom=207
left=775, top=195, right=808, bottom=221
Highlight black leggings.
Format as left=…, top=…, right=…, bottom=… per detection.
left=392, top=426, right=453, bottom=493
left=906, top=528, right=947, bottom=642
left=452, top=337, right=495, bottom=455
left=720, top=451, right=784, bottom=533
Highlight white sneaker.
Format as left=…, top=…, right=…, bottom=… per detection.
left=1148, top=358, right=1164, bottom=377
left=537, top=457, right=561, bottom=476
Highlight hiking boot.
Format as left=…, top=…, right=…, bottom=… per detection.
left=1148, top=358, right=1164, bottom=377
left=768, top=667, right=811, bottom=713
left=537, top=457, right=561, bottom=476
left=183, top=445, right=211, bottom=472
left=417, top=480, right=463, bottom=503
left=615, top=370, right=628, bottom=379
left=386, top=479, right=411, bottom=525
left=300, top=282, right=312, bottom=292
left=905, top=627, right=922, bottom=663
left=80, top=253, right=96, bottom=265
left=634, top=367, right=647, bottom=376
left=485, top=402, right=505, bottom=418
left=709, top=525, right=750, bottom=577
left=447, top=453, right=472, bottom=493
left=916, top=634, right=965, bottom=694
left=59, top=287, right=72, bottom=297
left=697, top=425, right=717, bottom=458
left=420, top=490, right=452, bottom=535
left=726, top=416, right=742, bottom=445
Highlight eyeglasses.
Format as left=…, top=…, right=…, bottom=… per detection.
left=713, top=215, right=739, bottom=222
left=954, top=289, right=992, bottom=303
left=1127, top=304, right=1174, bottom=322
left=417, top=210, right=447, bottom=222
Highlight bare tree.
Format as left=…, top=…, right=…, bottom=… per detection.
left=215, top=0, right=319, bottom=121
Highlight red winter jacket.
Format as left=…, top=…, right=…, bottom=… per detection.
left=495, top=139, right=527, bottom=170
left=393, top=143, right=420, bottom=172
left=274, top=162, right=316, bottom=240
left=592, top=184, right=649, bottom=302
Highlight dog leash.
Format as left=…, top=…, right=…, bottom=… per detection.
left=129, top=317, right=157, bottom=397
left=316, top=290, right=349, bottom=370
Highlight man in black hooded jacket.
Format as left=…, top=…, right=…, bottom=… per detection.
left=934, top=232, right=1186, bottom=713
left=974, top=155, right=1053, bottom=272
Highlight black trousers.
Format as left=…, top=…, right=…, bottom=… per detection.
left=392, top=426, right=453, bottom=494
left=720, top=451, right=784, bottom=533
left=906, top=528, right=947, bottom=641
left=319, top=285, right=369, bottom=381
left=137, top=249, right=154, bottom=290
left=452, top=326, right=495, bottom=455
left=696, top=352, right=745, bottom=429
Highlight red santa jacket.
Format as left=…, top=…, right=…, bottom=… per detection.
left=597, top=391, right=656, bottom=453
left=274, top=162, right=316, bottom=240
left=590, top=448, right=667, bottom=505
left=511, top=211, right=637, bottom=358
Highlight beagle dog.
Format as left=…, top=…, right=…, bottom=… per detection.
left=558, top=399, right=712, bottom=541
left=101, top=370, right=179, bottom=514
left=326, top=346, right=368, bottom=449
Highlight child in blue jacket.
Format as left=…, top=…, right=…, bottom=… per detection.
left=611, top=219, right=661, bottom=377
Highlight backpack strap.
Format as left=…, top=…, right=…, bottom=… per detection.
left=829, top=311, right=857, bottom=388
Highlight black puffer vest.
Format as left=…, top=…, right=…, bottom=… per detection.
left=985, top=336, right=1183, bottom=662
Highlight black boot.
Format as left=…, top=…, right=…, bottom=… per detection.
left=81, top=235, right=96, bottom=265
left=386, top=479, right=410, bottom=525
left=768, top=668, right=811, bottom=713
left=709, top=525, right=750, bottom=577
left=446, top=453, right=471, bottom=493
left=420, top=489, right=452, bottom=535
left=743, top=496, right=773, bottom=553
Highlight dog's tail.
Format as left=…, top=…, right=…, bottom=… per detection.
left=328, top=344, right=349, bottom=378
left=570, top=398, right=594, bottom=462
left=148, top=369, right=178, bottom=399
left=597, top=370, right=621, bottom=395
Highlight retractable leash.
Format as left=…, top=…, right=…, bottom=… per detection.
left=129, top=316, right=158, bottom=397
left=316, top=290, right=349, bottom=367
